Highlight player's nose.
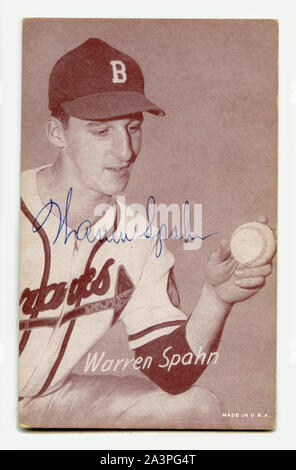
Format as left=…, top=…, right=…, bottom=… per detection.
left=112, top=128, right=134, bottom=162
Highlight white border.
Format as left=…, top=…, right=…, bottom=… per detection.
left=0, top=0, right=295, bottom=450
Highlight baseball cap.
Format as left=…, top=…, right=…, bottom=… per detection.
left=48, top=38, right=165, bottom=120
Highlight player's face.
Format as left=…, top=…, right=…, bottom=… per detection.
left=62, top=113, right=143, bottom=196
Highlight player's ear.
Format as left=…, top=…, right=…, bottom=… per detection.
left=45, top=117, right=67, bottom=148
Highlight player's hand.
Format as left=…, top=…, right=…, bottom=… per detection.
left=205, top=216, right=274, bottom=305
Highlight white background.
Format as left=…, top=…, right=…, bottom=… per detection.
left=0, top=0, right=295, bottom=450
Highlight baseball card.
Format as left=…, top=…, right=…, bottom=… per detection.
left=18, top=18, right=278, bottom=430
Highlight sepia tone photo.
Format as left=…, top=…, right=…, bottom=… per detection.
left=18, top=18, right=277, bottom=430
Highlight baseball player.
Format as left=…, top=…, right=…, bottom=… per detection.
left=18, top=38, right=274, bottom=428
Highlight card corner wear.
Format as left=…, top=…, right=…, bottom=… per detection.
left=19, top=18, right=277, bottom=430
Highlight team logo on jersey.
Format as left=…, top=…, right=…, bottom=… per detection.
left=19, top=197, right=137, bottom=361
left=20, top=258, right=115, bottom=316
left=19, top=263, right=134, bottom=331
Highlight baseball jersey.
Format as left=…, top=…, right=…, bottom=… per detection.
left=19, top=165, right=187, bottom=398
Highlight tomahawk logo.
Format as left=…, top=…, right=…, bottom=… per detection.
left=19, top=263, right=135, bottom=333
left=110, top=60, right=127, bottom=83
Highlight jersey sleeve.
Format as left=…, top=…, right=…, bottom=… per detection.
left=120, top=239, right=187, bottom=351
left=133, top=322, right=208, bottom=394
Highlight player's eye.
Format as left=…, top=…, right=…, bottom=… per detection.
left=127, top=122, right=142, bottom=134
left=91, top=127, right=111, bottom=137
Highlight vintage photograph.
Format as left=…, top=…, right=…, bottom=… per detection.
left=18, top=18, right=277, bottom=429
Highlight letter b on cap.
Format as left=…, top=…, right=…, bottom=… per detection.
left=110, top=60, right=127, bottom=84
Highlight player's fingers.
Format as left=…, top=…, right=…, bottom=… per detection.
left=255, top=216, right=277, bottom=240
left=235, top=264, right=272, bottom=278
left=234, top=276, right=266, bottom=288
left=219, top=239, right=232, bottom=260
left=209, top=238, right=232, bottom=263
left=255, top=215, right=268, bottom=224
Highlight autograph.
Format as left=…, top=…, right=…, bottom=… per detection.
left=32, top=188, right=218, bottom=257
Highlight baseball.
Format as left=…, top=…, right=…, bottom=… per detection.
left=230, top=222, right=276, bottom=267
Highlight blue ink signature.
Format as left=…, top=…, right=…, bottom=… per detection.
left=32, top=188, right=218, bottom=257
